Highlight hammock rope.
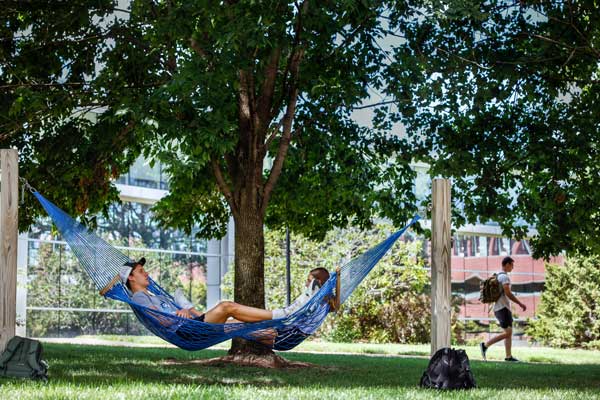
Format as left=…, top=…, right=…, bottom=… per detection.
left=32, top=191, right=419, bottom=351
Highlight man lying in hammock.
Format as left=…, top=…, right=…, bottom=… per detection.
left=119, top=257, right=340, bottom=324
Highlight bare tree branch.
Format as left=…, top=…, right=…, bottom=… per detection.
left=352, top=99, right=400, bottom=110
left=434, top=46, right=492, bottom=70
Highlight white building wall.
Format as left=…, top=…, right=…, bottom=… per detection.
left=16, top=233, right=28, bottom=336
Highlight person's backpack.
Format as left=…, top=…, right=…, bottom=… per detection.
left=479, top=272, right=506, bottom=304
left=0, top=336, right=48, bottom=382
left=420, top=347, right=476, bottom=390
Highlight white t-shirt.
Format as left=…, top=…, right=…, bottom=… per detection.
left=272, top=281, right=321, bottom=319
left=493, top=272, right=511, bottom=312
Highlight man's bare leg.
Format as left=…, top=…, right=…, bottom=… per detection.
left=504, top=327, right=513, bottom=358
left=485, top=328, right=509, bottom=348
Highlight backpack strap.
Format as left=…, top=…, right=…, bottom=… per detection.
left=24, top=339, right=46, bottom=376
left=0, top=336, right=25, bottom=369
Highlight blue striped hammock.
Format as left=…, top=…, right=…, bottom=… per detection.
left=33, top=191, right=419, bottom=351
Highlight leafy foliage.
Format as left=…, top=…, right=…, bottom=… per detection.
left=527, top=256, right=600, bottom=349
left=2, top=2, right=421, bottom=332
left=0, top=1, right=142, bottom=228
left=385, top=1, right=600, bottom=258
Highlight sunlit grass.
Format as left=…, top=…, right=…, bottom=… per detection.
left=2, top=341, right=598, bottom=399
left=72, top=335, right=600, bottom=364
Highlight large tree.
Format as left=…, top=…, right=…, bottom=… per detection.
left=1, top=1, right=419, bottom=360
left=385, top=0, right=600, bottom=258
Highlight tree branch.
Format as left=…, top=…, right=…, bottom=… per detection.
left=261, top=48, right=304, bottom=215
left=261, top=120, right=283, bottom=156
left=0, top=81, right=166, bottom=90
left=434, top=46, right=492, bottom=70
left=257, top=47, right=282, bottom=135
left=190, top=37, right=210, bottom=59
left=211, top=157, right=237, bottom=213
left=352, top=100, right=402, bottom=110
left=238, top=69, right=254, bottom=142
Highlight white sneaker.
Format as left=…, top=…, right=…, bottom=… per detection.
left=174, top=288, right=194, bottom=309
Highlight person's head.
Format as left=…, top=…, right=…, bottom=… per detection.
left=306, top=267, right=330, bottom=288
left=501, top=256, right=514, bottom=272
left=120, top=257, right=148, bottom=292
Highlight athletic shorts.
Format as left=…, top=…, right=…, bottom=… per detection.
left=494, top=307, right=513, bottom=329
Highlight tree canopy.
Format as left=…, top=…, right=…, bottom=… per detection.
left=4, top=1, right=600, bottom=329
left=1, top=1, right=421, bottom=356
left=2, top=1, right=419, bottom=234
left=384, top=0, right=600, bottom=258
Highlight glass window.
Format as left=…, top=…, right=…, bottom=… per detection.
left=500, top=238, right=510, bottom=255
left=128, top=157, right=160, bottom=189
left=453, top=235, right=465, bottom=256
left=510, top=239, right=530, bottom=255
left=476, top=236, right=488, bottom=257
left=488, top=237, right=509, bottom=256
left=465, top=236, right=475, bottom=257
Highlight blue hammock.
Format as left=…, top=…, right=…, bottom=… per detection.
left=33, top=191, right=419, bottom=351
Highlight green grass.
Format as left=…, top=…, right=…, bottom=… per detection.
left=1, top=342, right=600, bottom=399
left=77, top=335, right=600, bottom=364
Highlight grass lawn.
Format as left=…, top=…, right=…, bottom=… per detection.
left=76, top=334, right=600, bottom=364
left=1, top=341, right=599, bottom=399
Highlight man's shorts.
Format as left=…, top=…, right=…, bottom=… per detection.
left=175, top=314, right=206, bottom=341
left=494, top=307, right=513, bottom=329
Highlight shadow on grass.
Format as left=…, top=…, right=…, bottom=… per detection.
left=35, top=343, right=600, bottom=392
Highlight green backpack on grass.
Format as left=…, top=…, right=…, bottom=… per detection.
left=0, top=336, right=48, bottom=382
left=479, top=272, right=506, bottom=304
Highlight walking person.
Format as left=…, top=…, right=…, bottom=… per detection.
left=480, top=256, right=527, bottom=362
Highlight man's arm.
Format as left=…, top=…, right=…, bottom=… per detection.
left=188, top=308, right=204, bottom=318
left=503, top=283, right=526, bottom=311
left=133, top=292, right=193, bottom=322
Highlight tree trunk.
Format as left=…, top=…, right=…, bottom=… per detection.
left=228, top=209, right=271, bottom=356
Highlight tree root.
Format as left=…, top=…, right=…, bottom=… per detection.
left=164, top=352, right=315, bottom=369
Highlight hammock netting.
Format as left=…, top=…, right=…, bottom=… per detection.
left=33, top=191, right=419, bottom=351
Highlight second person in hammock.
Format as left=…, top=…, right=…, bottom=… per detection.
left=119, top=257, right=340, bottom=324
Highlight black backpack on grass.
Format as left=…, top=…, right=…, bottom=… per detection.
left=420, top=347, right=476, bottom=390
left=0, top=336, right=48, bottom=382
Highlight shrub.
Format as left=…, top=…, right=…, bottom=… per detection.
left=527, top=255, right=600, bottom=349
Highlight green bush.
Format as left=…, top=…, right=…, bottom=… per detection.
left=222, top=224, right=464, bottom=344
left=527, top=256, right=600, bottom=349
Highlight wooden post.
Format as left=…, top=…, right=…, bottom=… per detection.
left=0, top=149, right=18, bottom=353
left=431, top=178, right=451, bottom=355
